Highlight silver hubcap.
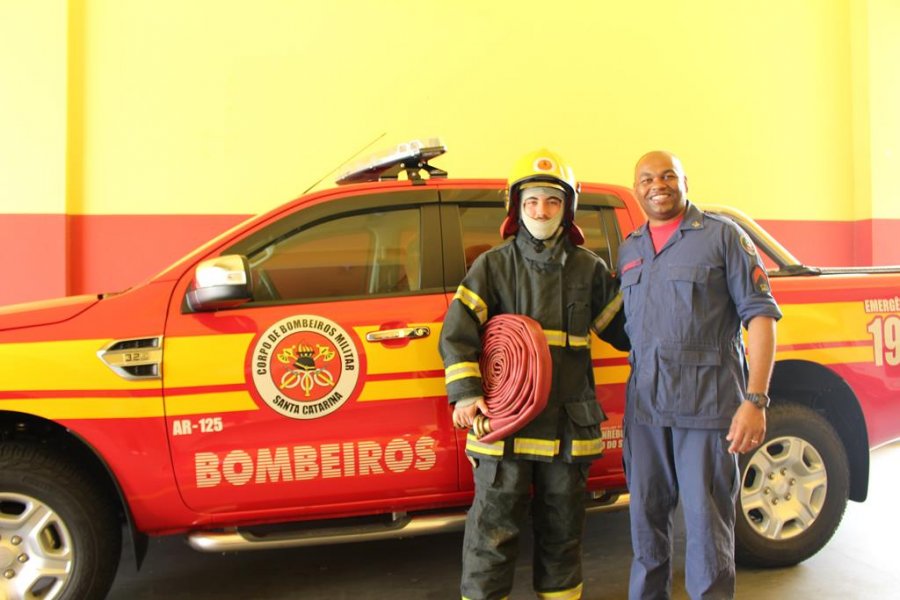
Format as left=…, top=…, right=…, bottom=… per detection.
left=0, top=492, right=73, bottom=600
left=740, top=435, right=828, bottom=540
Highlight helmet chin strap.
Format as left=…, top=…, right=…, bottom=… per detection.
left=521, top=210, right=564, bottom=241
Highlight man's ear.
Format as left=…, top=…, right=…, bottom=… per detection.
left=684, top=175, right=689, bottom=193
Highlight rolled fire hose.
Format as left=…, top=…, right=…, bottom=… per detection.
left=472, top=314, right=552, bottom=444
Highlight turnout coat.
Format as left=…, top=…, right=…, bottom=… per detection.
left=439, top=229, right=626, bottom=463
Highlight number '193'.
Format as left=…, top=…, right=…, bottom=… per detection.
left=867, top=315, right=900, bottom=367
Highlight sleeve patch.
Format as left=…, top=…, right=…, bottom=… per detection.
left=751, top=265, right=770, bottom=293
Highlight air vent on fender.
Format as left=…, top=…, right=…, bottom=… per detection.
left=97, top=336, right=163, bottom=381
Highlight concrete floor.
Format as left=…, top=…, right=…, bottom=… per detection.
left=107, top=442, right=900, bottom=599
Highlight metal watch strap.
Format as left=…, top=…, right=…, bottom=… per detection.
left=745, top=392, right=770, bottom=409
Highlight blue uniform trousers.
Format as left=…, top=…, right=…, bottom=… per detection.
left=623, top=422, right=739, bottom=600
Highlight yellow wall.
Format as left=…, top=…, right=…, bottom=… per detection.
left=0, top=1, right=898, bottom=219
left=0, top=1, right=68, bottom=214
left=865, top=0, right=900, bottom=219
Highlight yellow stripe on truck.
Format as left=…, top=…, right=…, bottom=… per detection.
left=592, top=343, right=871, bottom=376
left=590, top=341, right=628, bottom=361
left=0, top=339, right=160, bottom=391
left=163, top=333, right=255, bottom=387
left=1, top=300, right=878, bottom=421
left=357, top=377, right=447, bottom=402
left=778, top=302, right=875, bottom=344
left=593, top=365, right=631, bottom=384
left=775, top=345, right=874, bottom=365
left=0, top=397, right=162, bottom=419
left=0, top=392, right=258, bottom=420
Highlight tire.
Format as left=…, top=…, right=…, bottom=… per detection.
left=735, top=403, right=849, bottom=567
left=0, top=442, right=122, bottom=600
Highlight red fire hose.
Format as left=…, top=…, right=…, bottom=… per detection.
left=473, top=314, right=552, bottom=444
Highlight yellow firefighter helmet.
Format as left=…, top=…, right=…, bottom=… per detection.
left=501, top=148, right=583, bottom=244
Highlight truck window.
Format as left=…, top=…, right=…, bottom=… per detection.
left=246, top=208, right=420, bottom=302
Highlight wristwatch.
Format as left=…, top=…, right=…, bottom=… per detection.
left=744, top=392, right=770, bottom=409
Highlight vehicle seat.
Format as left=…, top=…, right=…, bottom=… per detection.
left=464, top=244, right=492, bottom=271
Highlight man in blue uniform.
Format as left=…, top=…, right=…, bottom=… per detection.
left=439, top=149, right=627, bottom=600
left=617, top=151, right=781, bottom=599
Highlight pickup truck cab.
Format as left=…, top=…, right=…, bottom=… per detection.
left=1, top=139, right=899, bottom=599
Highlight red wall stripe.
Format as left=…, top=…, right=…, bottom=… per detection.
left=757, top=218, right=900, bottom=267
left=65, top=214, right=248, bottom=299
left=3, top=214, right=899, bottom=307
left=4, top=214, right=69, bottom=306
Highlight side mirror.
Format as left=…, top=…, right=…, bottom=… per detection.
left=185, top=255, right=252, bottom=312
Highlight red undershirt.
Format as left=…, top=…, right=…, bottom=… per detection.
left=649, top=216, right=683, bottom=254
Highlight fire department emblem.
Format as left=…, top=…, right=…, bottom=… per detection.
left=250, top=315, right=360, bottom=419
left=534, top=157, right=555, bottom=172
left=751, top=265, right=771, bottom=293
left=740, top=233, right=757, bottom=256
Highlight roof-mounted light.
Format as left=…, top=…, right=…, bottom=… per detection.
left=336, top=137, right=447, bottom=185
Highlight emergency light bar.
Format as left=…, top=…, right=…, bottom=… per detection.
left=336, top=137, right=448, bottom=185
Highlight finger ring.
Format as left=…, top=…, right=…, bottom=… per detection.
left=751, top=438, right=758, bottom=443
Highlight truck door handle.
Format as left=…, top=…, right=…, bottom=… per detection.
left=366, top=327, right=431, bottom=342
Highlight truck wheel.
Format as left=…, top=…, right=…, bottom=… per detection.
left=0, top=442, right=121, bottom=600
left=735, top=403, right=849, bottom=567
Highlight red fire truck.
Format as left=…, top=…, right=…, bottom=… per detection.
left=1, top=140, right=898, bottom=599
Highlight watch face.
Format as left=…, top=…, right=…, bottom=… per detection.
left=747, top=393, right=769, bottom=408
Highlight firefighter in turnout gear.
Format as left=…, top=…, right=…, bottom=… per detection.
left=439, top=148, right=628, bottom=600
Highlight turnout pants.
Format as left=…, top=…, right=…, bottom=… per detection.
left=623, top=422, right=739, bottom=600
left=461, top=458, right=588, bottom=600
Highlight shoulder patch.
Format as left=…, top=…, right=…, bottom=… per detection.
left=740, top=233, right=757, bottom=256
left=751, top=265, right=770, bottom=293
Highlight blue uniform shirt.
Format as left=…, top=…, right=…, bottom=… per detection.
left=617, top=201, right=783, bottom=429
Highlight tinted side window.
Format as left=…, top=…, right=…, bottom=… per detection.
left=458, top=205, right=504, bottom=270
left=459, top=205, right=620, bottom=271
left=578, top=207, right=620, bottom=268
left=247, top=208, right=420, bottom=302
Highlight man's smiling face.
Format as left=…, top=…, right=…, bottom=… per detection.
left=633, top=151, right=689, bottom=225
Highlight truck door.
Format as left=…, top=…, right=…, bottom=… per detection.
left=161, top=188, right=458, bottom=514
